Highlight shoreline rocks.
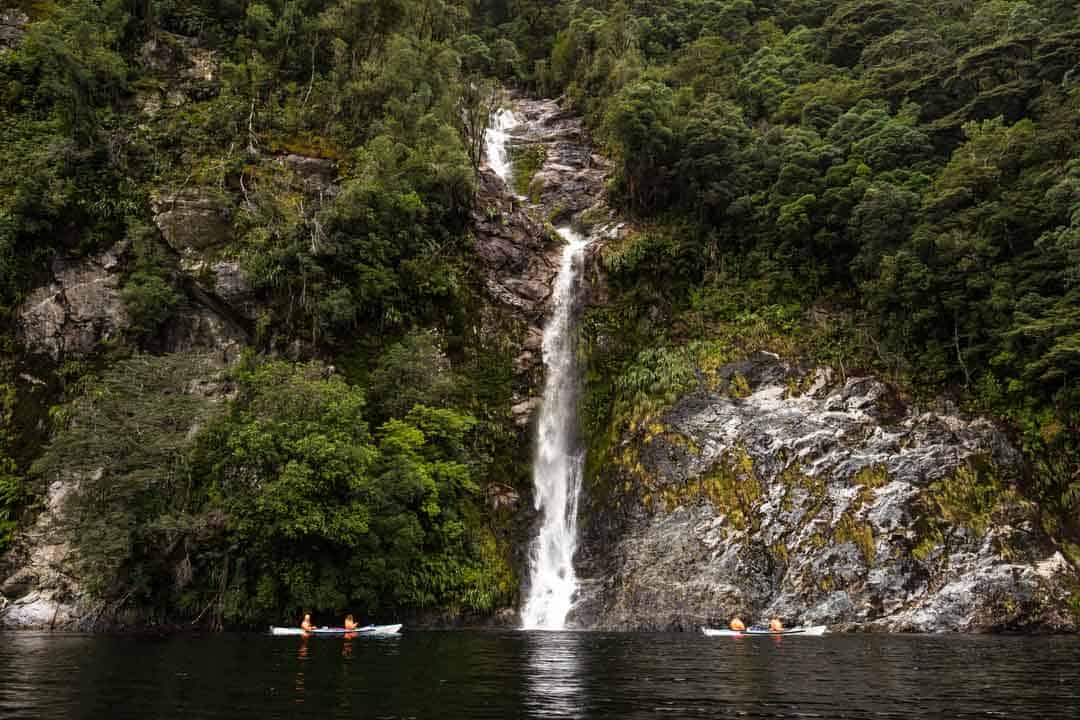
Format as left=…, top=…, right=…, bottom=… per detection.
left=571, top=353, right=1078, bottom=633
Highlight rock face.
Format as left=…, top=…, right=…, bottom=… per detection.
left=152, top=189, right=234, bottom=252
left=0, top=478, right=90, bottom=629
left=571, top=353, right=1078, bottom=632
left=0, top=9, right=27, bottom=52
left=17, top=246, right=130, bottom=360
left=135, top=33, right=220, bottom=114
left=472, top=169, right=558, bottom=320
left=508, top=99, right=609, bottom=222
left=473, top=97, right=621, bottom=428
left=276, top=153, right=339, bottom=198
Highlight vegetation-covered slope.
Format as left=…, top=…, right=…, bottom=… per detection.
left=0, top=0, right=529, bottom=627
left=487, top=0, right=1080, bottom=566
left=1, top=0, right=1078, bottom=627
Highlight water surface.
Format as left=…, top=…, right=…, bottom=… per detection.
left=1, top=630, right=1077, bottom=718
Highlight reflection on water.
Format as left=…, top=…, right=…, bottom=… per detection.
left=525, top=632, right=587, bottom=718
left=294, top=635, right=308, bottom=704
left=2, top=631, right=1080, bottom=719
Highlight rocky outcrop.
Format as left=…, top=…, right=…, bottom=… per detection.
left=152, top=189, right=234, bottom=253
left=14, top=240, right=248, bottom=361
left=135, top=33, right=219, bottom=114
left=474, top=97, right=623, bottom=428
left=275, top=153, right=339, bottom=198
left=17, top=245, right=130, bottom=360
left=0, top=9, right=27, bottom=52
left=572, top=353, right=1078, bottom=632
left=507, top=99, right=610, bottom=223
left=0, top=476, right=85, bottom=629
left=472, top=169, right=558, bottom=320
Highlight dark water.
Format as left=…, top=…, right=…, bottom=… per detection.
left=1, top=630, right=1078, bottom=719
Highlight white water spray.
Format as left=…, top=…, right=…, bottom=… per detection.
left=484, top=106, right=587, bottom=630
left=484, top=108, right=519, bottom=185
left=521, top=227, right=589, bottom=630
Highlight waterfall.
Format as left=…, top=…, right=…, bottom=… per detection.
left=485, top=108, right=518, bottom=185
left=484, top=106, right=587, bottom=630
left=521, top=227, right=588, bottom=630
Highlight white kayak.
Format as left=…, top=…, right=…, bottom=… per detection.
left=270, top=623, right=403, bottom=636
left=701, top=625, right=827, bottom=637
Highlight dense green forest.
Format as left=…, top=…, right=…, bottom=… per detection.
left=1, top=0, right=1079, bottom=625
left=0, top=0, right=525, bottom=625
left=492, top=0, right=1080, bottom=560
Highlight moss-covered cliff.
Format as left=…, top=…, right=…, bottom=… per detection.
left=0, top=1, right=543, bottom=629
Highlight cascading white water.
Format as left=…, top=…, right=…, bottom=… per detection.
left=521, top=227, right=589, bottom=630
left=483, top=106, right=587, bottom=630
left=485, top=108, right=519, bottom=185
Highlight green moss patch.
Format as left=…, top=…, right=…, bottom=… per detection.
left=510, top=144, right=547, bottom=199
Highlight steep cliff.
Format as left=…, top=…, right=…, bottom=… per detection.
left=0, top=12, right=559, bottom=626
left=572, top=352, right=1076, bottom=631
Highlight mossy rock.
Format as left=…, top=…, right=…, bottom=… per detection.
left=835, top=511, right=876, bottom=564
left=510, top=144, right=547, bottom=198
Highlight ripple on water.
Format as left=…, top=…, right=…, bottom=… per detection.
left=1, top=631, right=1079, bottom=719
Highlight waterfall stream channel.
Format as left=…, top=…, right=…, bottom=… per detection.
left=484, top=107, right=589, bottom=630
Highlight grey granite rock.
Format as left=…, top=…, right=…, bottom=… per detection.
left=17, top=246, right=130, bottom=360
left=571, top=354, right=1077, bottom=632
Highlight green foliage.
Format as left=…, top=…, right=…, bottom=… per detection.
left=122, top=273, right=180, bottom=337
left=0, top=460, right=20, bottom=553
left=0, top=381, right=23, bottom=553
left=366, top=329, right=459, bottom=421
left=202, top=359, right=509, bottom=619
left=518, top=0, right=1080, bottom=551
left=36, top=351, right=513, bottom=624
left=510, top=144, right=547, bottom=199
left=33, top=353, right=225, bottom=599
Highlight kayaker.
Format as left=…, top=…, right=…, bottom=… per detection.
left=769, top=617, right=784, bottom=632
left=729, top=616, right=746, bottom=631
left=301, top=613, right=315, bottom=633
left=344, top=614, right=358, bottom=631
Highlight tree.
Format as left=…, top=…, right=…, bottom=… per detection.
left=605, top=80, right=677, bottom=214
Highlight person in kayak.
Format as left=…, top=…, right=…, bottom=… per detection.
left=344, top=615, right=358, bottom=631
left=729, top=617, right=746, bottom=631
left=301, top=613, right=315, bottom=633
left=769, top=617, right=784, bottom=632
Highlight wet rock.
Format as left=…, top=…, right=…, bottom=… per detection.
left=487, top=483, right=522, bottom=512
left=507, top=99, right=610, bottom=222
left=571, top=354, right=1078, bottom=633
left=472, top=170, right=559, bottom=320
left=511, top=396, right=541, bottom=427
left=475, top=97, right=617, bottom=433
left=17, top=245, right=130, bottom=360
left=0, top=478, right=88, bottom=629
